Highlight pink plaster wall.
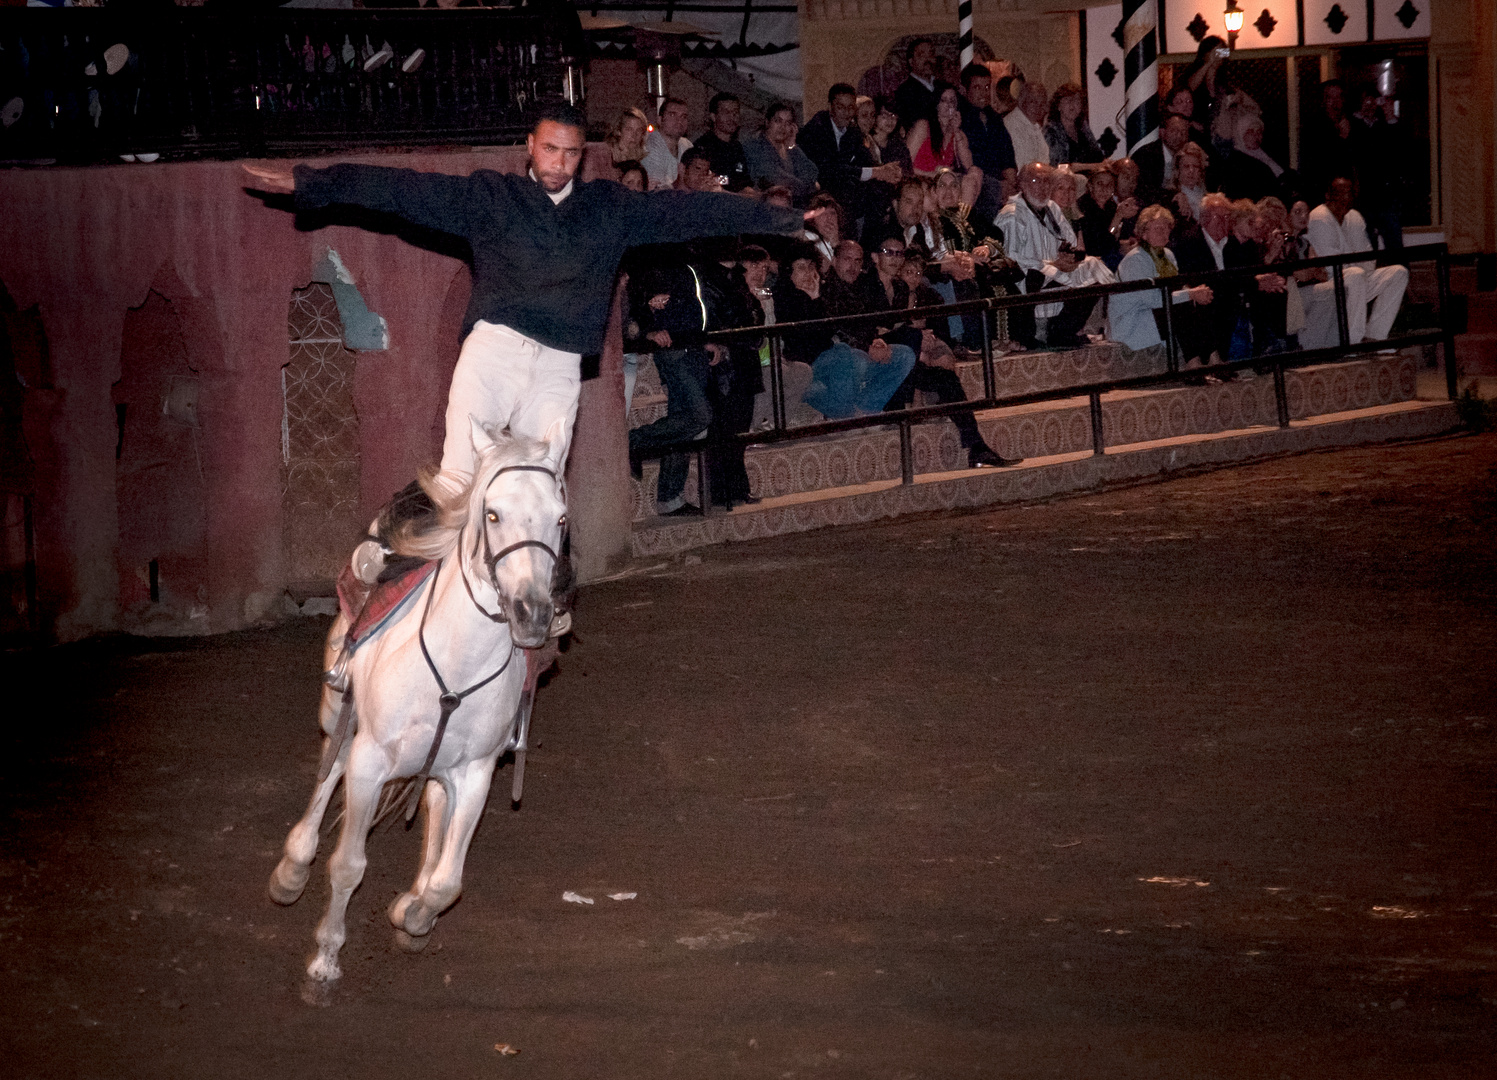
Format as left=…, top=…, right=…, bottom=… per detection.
left=0, top=145, right=631, bottom=641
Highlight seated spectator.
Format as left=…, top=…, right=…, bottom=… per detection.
left=607, top=107, right=649, bottom=167
left=773, top=247, right=916, bottom=420
left=744, top=102, right=819, bottom=206
left=1306, top=177, right=1408, bottom=345
left=803, top=193, right=847, bottom=268
left=1170, top=142, right=1210, bottom=223
left=1076, top=167, right=1124, bottom=269
left=799, top=83, right=904, bottom=230
left=1217, top=113, right=1286, bottom=202
left=1254, top=196, right=1320, bottom=352
left=1051, top=166, right=1086, bottom=229
left=1170, top=192, right=1234, bottom=364
left=1110, top=205, right=1214, bottom=356
left=959, top=62, right=1018, bottom=219
left=642, top=98, right=693, bottom=190
left=1110, top=157, right=1143, bottom=240
left=1134, top=113, right=1192, bottom=203
left=1005, top=81, right=1050, bottom=172
left=907, top=87, right=985, bottom=209
left=822, top=239, right=867, bottom=318
left=994, top=161, right=1116, bottom=350
left=855, top=235, right=1018, bottom=467
left=1222, top=198, right=1289, bottom=361
left=1043, top=83, right=1104, bottom=168
left=931, top=168, right=1022, bottom=346
left=679, top=146, right=725, bottom=194
left=1162, top=84, right=1212, bottom=153
left=616, top=160, right=647, bottom=193
left=867, top=96, right=914, bottom=175
left=693, top=93, right=751, bottom=193
left=993, top=74, right=1022, bottom=117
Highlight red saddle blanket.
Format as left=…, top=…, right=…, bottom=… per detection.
left=336, top=560, right=437, bottom=644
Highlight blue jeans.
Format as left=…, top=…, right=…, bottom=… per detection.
left=804, top=342, right=918, bottom=420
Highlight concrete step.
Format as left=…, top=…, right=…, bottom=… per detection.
left=629, top=351, right=1423, bottom=520
left=630, top=398, right=1461, bottom=557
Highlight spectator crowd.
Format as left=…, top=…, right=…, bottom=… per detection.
left=610, top=36, right=1411, bottom=516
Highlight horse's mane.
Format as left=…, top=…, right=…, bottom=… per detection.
left=386, top=431, right=553, bottom=561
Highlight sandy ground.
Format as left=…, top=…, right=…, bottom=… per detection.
left=3, top=432, right=1496, bottom=1079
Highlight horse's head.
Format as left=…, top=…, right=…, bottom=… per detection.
left=466, top=417, right=569, bottom=648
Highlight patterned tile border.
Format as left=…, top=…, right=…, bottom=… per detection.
left=630, top=401, right=1460, bottom=557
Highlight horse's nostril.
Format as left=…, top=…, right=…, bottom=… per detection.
left=512, top=598, right=531, bottom=625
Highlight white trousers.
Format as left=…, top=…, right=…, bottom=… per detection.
left=1298, top=264, right=1408, bottom=349
left=439, top=321, right=582, bottom=484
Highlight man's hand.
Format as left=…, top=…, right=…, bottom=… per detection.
left=1188, top=285, right=1214, bottom=305
left=646, top=330, right=673, bottom=348
left=971, top=244, right=992, bottom=264
left=648, top=293, right=671, bottom=311
left=867, top=338, right=892, bottom=363
left=242, top=164, right=295, bottom=193
left=804, top=205, right=839, bottom=231
left=1114, top=196, right=1140, bottom=222
left=1051, top=251, right=1079, bottom=274
left=1255, top=273, right=1287, bottom=293
left=871, top=162, right=903, bottom=184
left=945, top=251, right=977, bottom=281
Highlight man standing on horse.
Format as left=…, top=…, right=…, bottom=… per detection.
left=245, top=104, right=822, bottom=593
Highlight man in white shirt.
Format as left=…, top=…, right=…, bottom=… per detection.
left=1004, top=82, right=1050, bottom=172
left=995, top=161, right=1114, bottom=348
left=642, top=98, right=693, bottom=190
left=1305, top=177, right=1407, bottom=343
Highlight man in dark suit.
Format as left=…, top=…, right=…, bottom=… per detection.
left=1133, top=114, right=1192, bottom=206
left=798, top=82, right=903, bottom=227
left=893, top=38, right=951, bottom=131
left=958, top=62, right=1017, bottom=221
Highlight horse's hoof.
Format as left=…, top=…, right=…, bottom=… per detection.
left=393, top=927, right=430, bottom=954
left=402, top=901, right=438, bottom=938
left=387, top=892, right=416, bottom=929
left=299, top=975, right=336, bottom=1008
left=306, top=952, right=342, bottom=984
left=268, top=860, right=309, bottom=906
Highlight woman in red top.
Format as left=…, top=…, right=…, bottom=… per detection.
left=906, top=87, right=982, bottom=209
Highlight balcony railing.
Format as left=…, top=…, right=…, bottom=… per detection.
left=0, top=3, right=584, bottom=165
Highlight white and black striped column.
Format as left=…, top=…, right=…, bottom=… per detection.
left=1121, top=0, right=1159, bottom=153
left=958, top=0, right=974, bottom=67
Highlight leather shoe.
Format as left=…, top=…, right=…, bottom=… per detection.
left=662, top=503, right=704, bottom=517
left=969, top=444, right=1022, bottom=468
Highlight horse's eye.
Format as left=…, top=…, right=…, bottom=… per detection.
left=558, top=514, right=567, bottom=527
left=486, top=510, right=499, bottom=523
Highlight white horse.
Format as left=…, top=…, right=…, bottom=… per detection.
left=269, top=418, right=568, bottom=985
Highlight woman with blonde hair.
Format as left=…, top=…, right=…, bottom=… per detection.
left=1110, top=204, right=1213, bottom=354
left=606, top=107, right=649, bottom=166
left=1043, top=83, right=1104, bottom=167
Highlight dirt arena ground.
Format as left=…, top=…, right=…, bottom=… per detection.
left=3, top=433, right=1495, bottom=1079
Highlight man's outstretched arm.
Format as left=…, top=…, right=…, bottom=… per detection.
left=628, top=189, right=814, bottom=247
left=241, top=162, right=480, bottom=237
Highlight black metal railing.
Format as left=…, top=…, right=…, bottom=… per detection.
left=634, top=243, right=1459, bottom=511
left=0, top=3, right=583, bottom=165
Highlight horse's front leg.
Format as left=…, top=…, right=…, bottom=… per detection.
left=307, top=738, right=388, bottom=983
left=270, top=685, right=350, bottom=905
left=389, top=779, right=451, bottom=951
left=400, top=754, right=500, bottom=939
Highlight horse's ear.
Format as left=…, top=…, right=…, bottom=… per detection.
left=541, top=418, right=567, bottom=469
left=469, top=414, right=497, bottom=460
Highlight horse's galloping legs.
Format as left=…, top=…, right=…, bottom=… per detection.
left=270, top=687, right=349, bottom=906
left=388, top=779, right=451, bottom=936
left=307, top=738, right=388, bottom=983
left=400, top=755, right=499, bottom=939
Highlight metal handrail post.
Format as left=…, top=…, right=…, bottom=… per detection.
left=697, top=446, right=712, bottom=515
left=1435, top=248, right=1459, bottom=400
left=1273, top=363, right=1291, bottom=428
left=1158, top=282, right=1179, bottom=374
left=980, top=305, right=996, bottom=402
left=1089, top=392, right=1106, bottom=455
left=768, top=333, right=786, bottom=432
left=898, top=421, right=914, bottom=484
left=1332, top=262, right=1351, bottom=348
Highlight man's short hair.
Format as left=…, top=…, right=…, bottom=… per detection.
left=680, top=146, right=713, bottom=170
left=661, top=97, right=689, bottom=115
left=765, top=101, right=797, bottom=124
left=1326, top=174, right=1356, bottom=196
left=739, top=244, right=770, bottom=264
left=905, top=37, right=932, bottom=63
left=896, top=175, right=928, bottom=200
left=873, top=233, right=907, bottom=252
left=708, top=92, right=739, bottom=115
left=1199, top=192, right=1233, bottom=220
left=960, top=63, right=991, bottom=89
left=1176, top=142, right=1208, bottom=167
left=828, top=82, right=857, bottom=104
left=1163, top=113, right=1190, bottom=130
left=535, top=102, right=586, bottom=132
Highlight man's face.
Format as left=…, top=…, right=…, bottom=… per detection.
left=712, top=100, right=741, bottom=138
left=1167, top=88, right=1194, bottom=117
left=895, top=187, right=925, bottom=228
left=1327, top=178, right=1355, bottom=217
left=790, top=258, right=820, bottom=296
left=1163, top=117, right=1189, bottom=151
left=830, top=93, right=857, bottom=131
left=1201, top=205, right=1230, bottom=241
left=964, top=74, right=992, bottom=110
left=833, top=243, right=864, bottom=283
left=1022, top=85, right=1048, bottom=124
left=873, top=239, right=906, bottom=276
left=1020, top=165, right=1052, bottom=209
left=684, top=157, right=719, bottom=192
left=660, top=102, right=689, bottom=139
left=742, top=259, right=769, bottom=293
left=910, top=42, right=935, bottom=80
left=526, top=120, right=585, bottom=193
left=1178, top=156, right=1204, bottom=189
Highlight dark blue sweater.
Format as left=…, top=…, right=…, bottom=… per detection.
left=292, top=163, right=803, bottom=354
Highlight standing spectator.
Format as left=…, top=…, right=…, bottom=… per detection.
left=1005, top=81, right=1050, bottom=172
left=692, top=93, right=751, bottom=193
left=642, top=98, right=693, bottom=190
left=1043, top=83, right=1104, bottom=167
left=959, top=62, right=1018, bottom=218
left=1179, top=37, right=1229, bottom=132
left=607, top=107, right=649, bottom=167
left=1134, top=113, right=1192, bottom=202
left=893, top=37, right=951, bottom=131
left=799, top=83, right=903, bottom=227
left=701, top=245, right=770, bottom=504
left=1109, top=205, right=1213, bottom=356
left=1351, top=85, right=1404, bottom=250
left=907, top=87, right=984, bottom=208
left=744, top=102, right=819, bottom=205
left=1300, top=80, right=1357, bottom=207
left=1306, top=177, right=1408, bottom=344
left=1162, top=84, right=1212, bottom=152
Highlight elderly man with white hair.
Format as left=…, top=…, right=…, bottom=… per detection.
left=995, top=160, right=1117, bottom=349
left=1004, top=81, right=1051, bottom=173
left=1305, top=176, right=1407, bottom=347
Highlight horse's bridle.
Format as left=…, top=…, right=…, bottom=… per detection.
left=459, top=463, right=565, bottom=623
